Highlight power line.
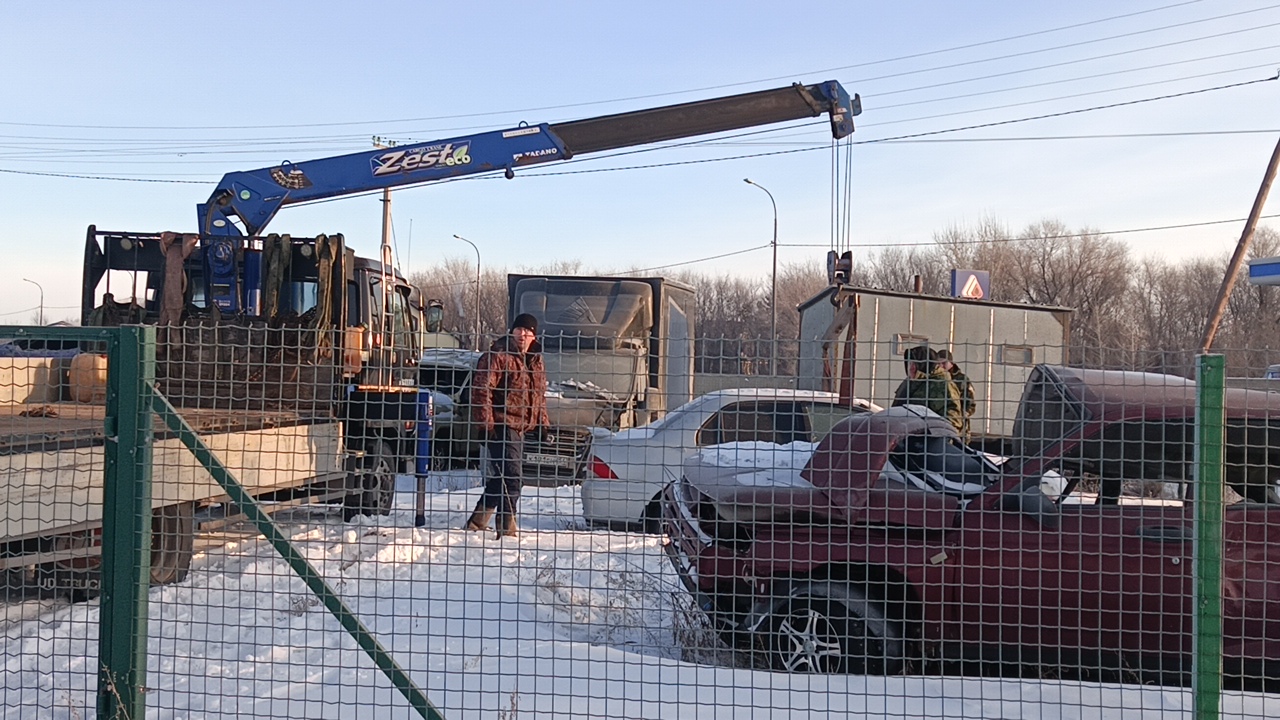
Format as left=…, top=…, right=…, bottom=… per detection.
left=5, top=71, right=1268, bottom=186
left=609, top=244, right=771, bottom=275
left=0, top=304, right=77, bottom=318
left=410, top=211, right=1280, bottom=291
left=6, top=43, right=1273, bottom=164
left=422, top=242, right=775, bottom=289
left=711, top=129, right=1280, bottom=147
left=847, top=5, right=1280, bottom=91
left=5, top=50, right=1267, bottom=167
left=879, top=129, right=1280, bottom=143
left=779, top=212, right=1280, bottom=249
left=861, top=62, right=1280, bottom=129
left=855, top=73, right=1278, bottom=144
left=0, top=167, right=208, bottom=183
left=871, top=45, right=1280, bottom=111
left=598, top=61, right=1280, bottom=154
left=0, top=2, right=1244, bottom=133
left=504, top=73, right=1278, bottom=179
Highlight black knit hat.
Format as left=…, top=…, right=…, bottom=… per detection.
left=511, top=313, right=539, bottom=334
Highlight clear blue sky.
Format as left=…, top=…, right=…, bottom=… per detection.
left=2, top=1, right=1278, bottom=323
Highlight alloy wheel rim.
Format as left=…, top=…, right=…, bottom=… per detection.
left=777, top=607, right=843, bottom=672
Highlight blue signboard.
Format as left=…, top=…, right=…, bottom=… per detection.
left=1248, top=256, right=1280, bottom=286
left=950, top=269, right=991, bottom=300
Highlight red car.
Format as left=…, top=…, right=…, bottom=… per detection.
left=664, top=366, right=1280, bottom=686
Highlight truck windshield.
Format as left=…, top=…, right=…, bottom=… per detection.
left=543, top=349, right=644, bottom=400
left=282, top=281, right=318, bottom=314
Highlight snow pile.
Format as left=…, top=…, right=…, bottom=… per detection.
left=681, top=441, right=818, bottom=492
left=548, top=378, right=621, bottom=403
left=692, top=440, right=818, bottom=470
left=1, top=473, right=1275, bottom=719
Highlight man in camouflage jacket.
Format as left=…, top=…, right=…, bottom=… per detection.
left=891, top=345, right=965, bottom=436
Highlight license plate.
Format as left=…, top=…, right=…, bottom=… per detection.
left=525, top=452, right=575, bottom=469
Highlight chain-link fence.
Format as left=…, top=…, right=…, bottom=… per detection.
left=2, top=322, right=1278, bottom=719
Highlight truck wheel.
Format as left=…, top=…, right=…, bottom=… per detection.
left=430, top=435, right=454, bottom=472
left=764, top=583, right=904, bottom=675
left=39, top=502, right=196, bottom=601
left=149, top=502, right=196, bottom=586
left=344, top=440, right=396, bottom=519
left=369, top=441, right=396, bottom=515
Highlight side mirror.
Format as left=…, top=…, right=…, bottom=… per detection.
left=426, top=305, right=444, bottom=333
left=1000, top=477, right=1061, bottom=528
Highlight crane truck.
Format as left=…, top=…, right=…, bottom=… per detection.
left=2, top=80, right=861, bottom=596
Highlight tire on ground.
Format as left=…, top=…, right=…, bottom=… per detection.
left=149, top=501, right=196, bottom=585
left=763, top=582, right=905, bottom=675
left=344, top=440, right=396, bottom=519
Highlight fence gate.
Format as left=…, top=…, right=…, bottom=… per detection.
left=2, top=328, right=1278, bottom=719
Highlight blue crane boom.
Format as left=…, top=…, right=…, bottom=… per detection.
left=198, top=80, right=859, bottom=237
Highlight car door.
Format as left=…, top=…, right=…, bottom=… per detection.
left=949, top=477, right=1193, bottom=667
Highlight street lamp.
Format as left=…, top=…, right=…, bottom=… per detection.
left=452, top=235, right=482, bottom=350
left=744, top=179, right=778, bottom=375
left=22, top=278, right=43, bottom=326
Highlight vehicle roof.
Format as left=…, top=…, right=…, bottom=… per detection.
left=419, top=349, right=483, bottom=367
left=1046, top=365, right=1280, bottom=420
left=696, top=388, right=841, bottom=401
left=796, top=284, right=1074, bottom=315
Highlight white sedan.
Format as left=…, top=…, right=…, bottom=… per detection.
left=580, top=389, right=880, bottom=532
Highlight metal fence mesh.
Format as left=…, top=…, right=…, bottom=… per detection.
left=2, top=326, right=1279, bottom=719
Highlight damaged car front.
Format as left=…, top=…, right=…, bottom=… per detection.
left=664, top=366, right=1280, bottom=685
left=663, top=406, right=973, bottom=674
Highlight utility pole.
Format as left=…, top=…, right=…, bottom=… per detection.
left=744, top=179, right=778, bottom=375
left=1200, top=134, right=1280, bottom=353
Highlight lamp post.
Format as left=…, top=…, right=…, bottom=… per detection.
left=452, top=235, right=482, bottom=350
left=744, top=179, right=777, bottom=375
left=22, top=278, right=43, bottom=326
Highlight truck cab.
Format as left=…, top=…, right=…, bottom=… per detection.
left=81, top=226, right=425, bottom=518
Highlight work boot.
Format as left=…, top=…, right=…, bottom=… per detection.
left=463, top=507, right=495, bottom=531
left=494, top=514, right=518, bottom=539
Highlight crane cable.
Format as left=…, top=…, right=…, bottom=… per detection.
left=830, top=135, right=857, bottom=262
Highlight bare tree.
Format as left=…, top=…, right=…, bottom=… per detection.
left=933, top=217, right=1024, bottom=302
left=860, top=245, right=950, bottom=295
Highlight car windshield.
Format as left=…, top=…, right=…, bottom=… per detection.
left=419, top=364, right=470, bottom=397
left=883, top=434, right=997, bottom=498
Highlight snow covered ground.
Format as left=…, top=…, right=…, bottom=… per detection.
left=2, top=472, right=1276, bottom=719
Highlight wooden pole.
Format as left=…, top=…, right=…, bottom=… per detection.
left=1199, top=135, right=1280, bottom=353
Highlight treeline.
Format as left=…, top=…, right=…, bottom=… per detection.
left=408, top=219, right=1280, bottom=378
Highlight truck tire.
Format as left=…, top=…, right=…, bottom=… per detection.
left=344, top=440, right=396, bottom=520
left=39, top=502, right=196, bottom=601
left=149, top=502, right=196, bottom=586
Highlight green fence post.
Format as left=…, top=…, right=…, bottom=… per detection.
left=97, top=326, right=156, bottom=720
left=1194, top=353, right=1225, bottom=720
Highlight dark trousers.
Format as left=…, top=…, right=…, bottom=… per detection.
left=479, top=426, right=524, bottom=518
